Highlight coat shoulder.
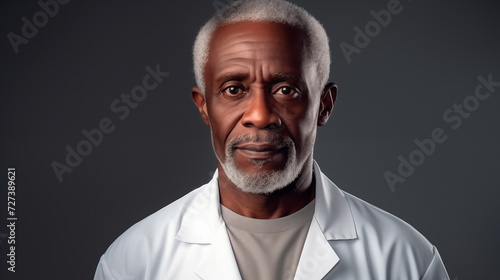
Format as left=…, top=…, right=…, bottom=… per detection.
left=340, top=190, right=440, bottom=274
left=342, top=191, right=432, bottom=249
left=96, top=184, right=209, bottom=279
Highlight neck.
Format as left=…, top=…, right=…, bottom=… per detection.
left=218, top=158, right=315, bottom=219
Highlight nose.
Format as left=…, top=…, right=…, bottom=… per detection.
left=240, top=90, right=282, bottom=129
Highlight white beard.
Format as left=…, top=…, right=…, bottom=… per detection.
left=217, top=133, right=309, bottom=194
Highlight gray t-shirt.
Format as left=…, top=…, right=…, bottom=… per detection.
left=221, top=200, right=315, bottom=280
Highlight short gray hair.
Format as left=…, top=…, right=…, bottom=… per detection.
left=193, top=0, right=331, bottom=95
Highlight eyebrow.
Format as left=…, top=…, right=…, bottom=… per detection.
left=270, top=73, right=298, bottom=82
left=215, top=73, right=248, bottom=85
left=216, top=72, right=299, bottom=84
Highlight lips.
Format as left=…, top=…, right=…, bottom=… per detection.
left=235, top=143, right=286, bottom=159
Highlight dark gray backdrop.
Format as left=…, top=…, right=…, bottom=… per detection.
left=1, top=0, right=499, bottom=279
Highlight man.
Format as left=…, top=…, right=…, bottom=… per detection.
left=94, top=0, right=450, bottom=279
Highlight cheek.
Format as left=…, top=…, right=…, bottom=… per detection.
left=295, top=114, right=318, bottom=154
left=207, top=102, right=242, bottom=158
left=282, top=101, right=318, bottom=154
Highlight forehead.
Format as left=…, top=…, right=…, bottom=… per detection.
left=206, top=21, right=308, bottom=79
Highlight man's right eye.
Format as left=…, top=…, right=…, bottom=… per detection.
left=223, top=86, right=243, bottom=95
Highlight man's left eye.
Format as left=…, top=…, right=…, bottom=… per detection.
left=277, top=86, right=295, bottom=95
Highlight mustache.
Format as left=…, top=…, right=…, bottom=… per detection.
left=227, top=133, right=292, bottom=149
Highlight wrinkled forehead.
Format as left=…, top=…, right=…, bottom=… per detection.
left=206, top=21, right=311, bottom=76
left=210, top=21, right=307, bottom=46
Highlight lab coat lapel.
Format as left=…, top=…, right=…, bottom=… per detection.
left=294, top=218, right=340, bottom=280
left=176, top=171, right=242, bottom=280
left=293, top=162, right=358, bottom=279
left=313, top=162, right=358, bottom=240
left=194, top=222, right=242, bottom=280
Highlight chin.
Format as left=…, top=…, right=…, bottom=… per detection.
left=221, top=139, right=305, bottom=194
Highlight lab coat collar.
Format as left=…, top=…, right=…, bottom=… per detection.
left=175, top=161, right=358, bottom=279
left=312, top=161, right=358, bottom=240
left=175, top=162, right=358, bottom=243
left=175, top=170, right=223, bottom=244
left=175, top=169, right=243, bottom=279
left=293, top=161, right=357, bottom=279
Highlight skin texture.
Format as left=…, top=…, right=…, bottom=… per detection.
left=192, top=21, right=337, bottom=219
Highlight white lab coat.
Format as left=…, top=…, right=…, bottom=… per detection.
left=94, top=162, right=450, bottom=280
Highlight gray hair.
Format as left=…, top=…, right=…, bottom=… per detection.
left=193, top=0, right=331, bottom=95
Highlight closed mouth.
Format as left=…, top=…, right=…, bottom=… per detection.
left=235, top=143, right=286, bottom=158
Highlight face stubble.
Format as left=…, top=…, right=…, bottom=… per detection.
left=216, top=132, right=312, bottom=194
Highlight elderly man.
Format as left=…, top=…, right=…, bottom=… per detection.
left=94, top=0, right=450, bottom=279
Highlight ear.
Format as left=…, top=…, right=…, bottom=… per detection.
left=191, top=87, right=210, bottom=126
left=317, top=82, right=337, bottom=126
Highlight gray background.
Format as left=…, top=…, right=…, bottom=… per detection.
left=1, top=0, right=499, bottom=279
